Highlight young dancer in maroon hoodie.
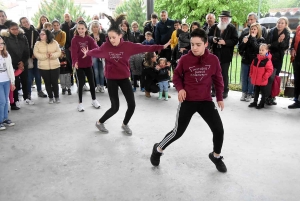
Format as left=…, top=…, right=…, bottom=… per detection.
left=82, top=14, right=170, bottom=135
left=71, top=21, right=101, bottom=112
left=150, top=28, right=227, bottom=173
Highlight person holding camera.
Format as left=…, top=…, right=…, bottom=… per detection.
left=208, top=11, right=238, bottom=99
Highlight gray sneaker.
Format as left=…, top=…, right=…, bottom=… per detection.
left=55, top=98, right=60, bottom=103
left=49, top=98, right=54, bottom=104
left=95, top=121, right=108, bottom=133
left=122, top=124, right=132, bottom=135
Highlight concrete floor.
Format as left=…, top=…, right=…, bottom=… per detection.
left=0, top=85, right=299, bottom=201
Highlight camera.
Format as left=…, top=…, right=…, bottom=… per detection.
left=214, top=37, right=222, bottom=48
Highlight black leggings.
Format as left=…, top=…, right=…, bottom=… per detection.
left=39, top=68, right=60, bottom=99
left=99, top=78, right=135, bottom=125
left=12, top=67, right=28, bottom=104
left=253, top=85, right=267, bottom=104
left=76, top=67, right=96, bottom=103
left=158, top=101, right=224, bottom=154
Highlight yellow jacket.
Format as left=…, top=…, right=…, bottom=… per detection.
left=170, top=30, right=178, bottom=49
left=53, top=31, right=66, bottom=48
left=33, top=40, right=61, bottom=70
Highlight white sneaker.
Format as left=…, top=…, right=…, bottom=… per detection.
left=99, top=86, right=105, bottom=93
left=25, top=99, right=35, bottom=105
left=18, top=90, right=23, bottom=96
left=95, top=86, right=100, bottom=93
left=240, top=93, right=246, bottom=101
left=15, top=101, right=21, bottom=108
left=92, top=99, right=101, bottom=109
left=245, top=94, right=252, bottom=102
left=77, top=103, right=84, bottom=112
left=49, top=98, right=54, bottom=104
left=83, top=84, right=90, bottom=91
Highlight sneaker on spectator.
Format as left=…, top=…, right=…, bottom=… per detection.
left=49, top=98, right=54, bottom=104
left=55, top=98, right=60, bottom=103
left=245, top=94, right=252, bottom=102
left=99, top=86, right=105, bottom=93
left=67, top=89, right=72, bottom=95
left=240, top=93, right=246, bottom=101
left=78, top=103, right=84, bottom=112
left=141, top=88, right=145, bottom=92
left=0, top=123, right=6, bottom=131
left=25, top=99, right=35, bottom=105
left=3, top=119, right=15, bottom=127
left=38, top=91, right=47, bottom=98
left=83, top=84, right=90, bottom=91
left=92, top=99, right=101, bottom=109
left=122, top=124, right=132, bottom=135
left=15, top=101, right=21, bottom=108
left=150, top=143, right=163, bottom=166
left=95, top=121, right=108, bottom=132
left=209, top=152, right=227, bottom=173
left=95, top=86, right=100, bottom=93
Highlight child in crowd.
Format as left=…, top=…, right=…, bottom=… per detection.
left=156, top=58, right=170, bottom=100
left=43, top=22, right=52, bottom=31
left=71, top=21, right=101, bottom=112
left=59, top=50, right=72, bottom=95
left=248, top=44, right=273, bottom=109
left=129, top=52, right=145, bottom=92
left=0, top=36, right=15, bottom=130
left=177, top=23, right=191, bottom=57
left=142, top=32, right=155, bottom=45
left=150, top=28, right=227, bottom=173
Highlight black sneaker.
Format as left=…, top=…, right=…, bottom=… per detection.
left=68, top=89, right=72, bottom=95
left=248, top=102, right=257, bottom=108
left=150, top=143, right=163, bottom=166
left=62, top=88, right=66, bottom=95
left=288, top=102, right=300, bottom=109
left=222, top=92, right=228, bottom=99
left=209, top=152, right=227, bottom=173
left=256, top=103, right=264, bottom=109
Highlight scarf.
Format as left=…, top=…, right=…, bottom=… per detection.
left=52, top=30, right=61, bottom=38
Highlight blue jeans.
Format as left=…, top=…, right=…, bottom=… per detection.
left=241, top=63, right=254, bottom=94
left=28, top=59, right=42, bottom=94
left=0, top=81, right=10, bottom=123
left=158, top=81, right=168, bottom=92
left=92, top=57, right=104, bottom=86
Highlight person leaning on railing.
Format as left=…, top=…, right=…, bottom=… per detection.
left=288, top=25, right=300, bottom=109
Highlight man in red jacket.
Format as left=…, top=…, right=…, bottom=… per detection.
left=150, top=28, right=227, bottom=173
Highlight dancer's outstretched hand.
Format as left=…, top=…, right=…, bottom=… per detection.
left=163, top=40, right=171, bottom=49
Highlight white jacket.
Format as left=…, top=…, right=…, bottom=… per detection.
left=1, top=54, right=15, bottom=85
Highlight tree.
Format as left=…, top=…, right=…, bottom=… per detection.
left=0, top=0, right=5, bottom=10
left=154, top=0, right=270, bottom=25
left=114, top=0, right=146, bottom=30
left=32, top=0, right=91, bottom=27
left=269, top=0, right=299, bottom=9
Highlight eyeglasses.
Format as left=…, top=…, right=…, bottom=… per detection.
left=40, top=33, right=46, bottom=36
left=0, top=43, right=5, bottom=46
left=10, top=28, right=19, bottom=31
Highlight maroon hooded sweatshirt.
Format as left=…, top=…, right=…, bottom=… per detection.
left=87, top=38, right=164, bottom=79
left=173, top=49, right=224, bottom=102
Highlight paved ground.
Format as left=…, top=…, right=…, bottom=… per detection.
left=0, top=85, right=299, bottom=201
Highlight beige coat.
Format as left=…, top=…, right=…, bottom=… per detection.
left=33, top=40, right=61, bottom=70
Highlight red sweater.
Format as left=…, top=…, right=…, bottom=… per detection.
left=71, top=35, right=98, bottom=68
left=250, top=54, right=273, bottom=86
left=173, top=49, right=224, bottom=102
left=87, top=38, right=164, bottom=79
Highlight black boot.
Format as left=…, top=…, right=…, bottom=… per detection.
left=248, top=102, right=257, bottom=108
left=256, top=102, right=265, bottom=109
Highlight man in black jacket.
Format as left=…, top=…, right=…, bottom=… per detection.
left=208, top=11, right=238, bottom=98
left=155, top=10, right=174, bottom=62
left=20, top=17, right=47, bottom=98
